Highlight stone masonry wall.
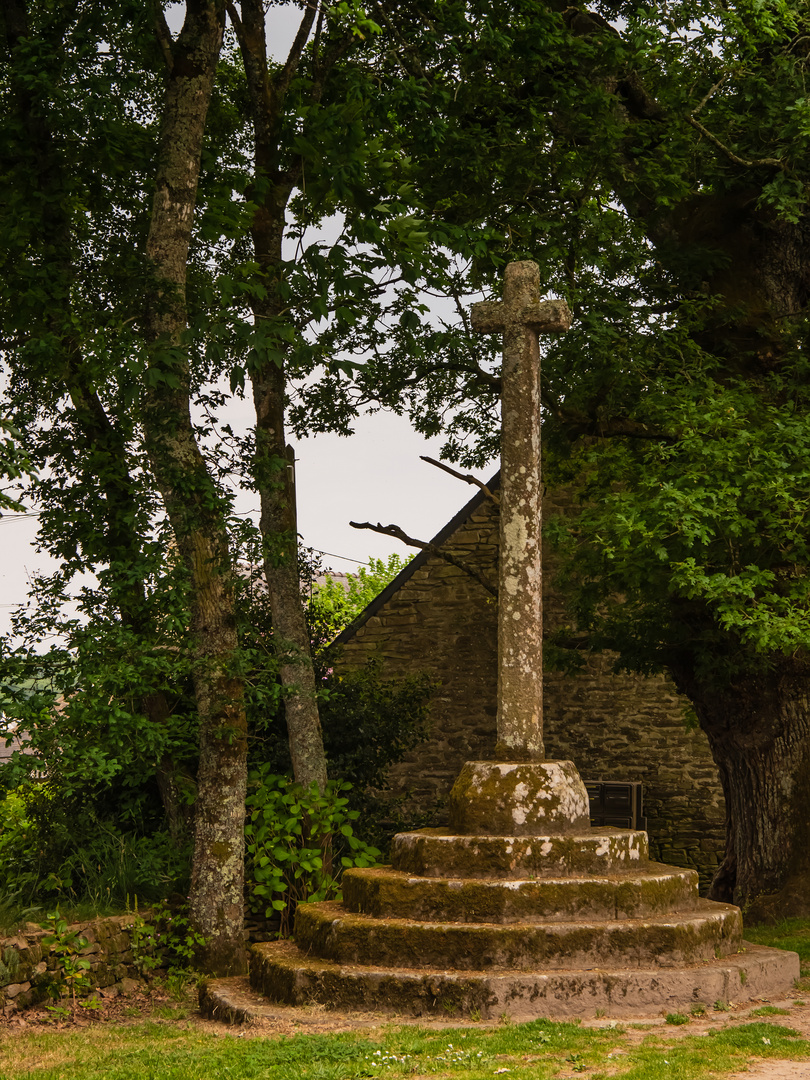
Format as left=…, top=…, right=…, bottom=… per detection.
left=336, top=488, right=726, bottom=891
left=0, top=913, right=147, bottom=1016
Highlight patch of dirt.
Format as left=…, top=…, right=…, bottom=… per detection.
left=0, top=982, right=187, bottom=1033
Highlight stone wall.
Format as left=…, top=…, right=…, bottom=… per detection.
left=0, top=913, right=147, bottom=1016
left=335, top=485, right=726, bottom=891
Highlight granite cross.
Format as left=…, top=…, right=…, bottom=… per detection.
left=471, top=261, right=571, bottom=761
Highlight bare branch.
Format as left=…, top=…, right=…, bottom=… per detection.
left=692, top=72, right=729, bottom=116
left=687, top=114, right=785, bottom=170
left=420, top=456, right=499, bottom=504
left=225, top=2, right=245, bottom=49
left=350, top=520, right=497, bottom=597
left=276, top=0, right=320, bottom=100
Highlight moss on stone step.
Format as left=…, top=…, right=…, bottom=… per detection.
left=292, top=898, right=743, bottom=971
left=342, top=864, right=699, bottom=923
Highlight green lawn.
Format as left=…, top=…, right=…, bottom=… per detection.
left=2, top=1013, right=810, bottom=1080
left=2, top=918, right=809, bottom=1079
left=745, top=917, right=810, bottom=978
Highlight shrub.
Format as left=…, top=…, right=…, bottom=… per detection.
left=244, top=767, right=380, bottom=936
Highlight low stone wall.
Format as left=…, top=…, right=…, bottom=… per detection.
left=0, top=913, right=147, bottom=1016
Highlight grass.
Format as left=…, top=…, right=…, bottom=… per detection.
left=1, top=1016, right=810, bottom=1080
left=0, top=896, right=128, bottom=936
left=1, top=915, right=808, bottom=1079
left=745, top=916, right=810, bottom=977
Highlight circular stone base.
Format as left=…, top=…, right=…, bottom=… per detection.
left=447, top=761, right=590, bottom=836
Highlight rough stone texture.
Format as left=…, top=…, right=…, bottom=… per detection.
left=334, top=486, right=725, bottom=889
left=448, top=761, right=590, bottom=836
left=391, top=828, right=649, bottom=878
left=470, top=263, right=572, bottom=760
left=245, top=807, right=797, bottom=1021
left=245, top=939, right=798, bottom=1021
left=292, top=899, right=744, bottom=971
left=0, top=914, right=150, bottom=1016
left=342, top=864, right=700, bottom=922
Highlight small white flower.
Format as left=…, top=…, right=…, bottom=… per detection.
left=762, top=1037, right=771, bottom=1045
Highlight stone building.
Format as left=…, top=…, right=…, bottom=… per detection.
left=334, top=477, right=726, bottom=891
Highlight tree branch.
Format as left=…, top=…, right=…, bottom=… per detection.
left=420, top=456, right=499, bottom=504
left=687, top=114, right=785, bottom=170
left=150, top=1, right=174, bottom=73
left=275, top=0, right=320, bottom=101
left=350, top=520, right=497, bottom=597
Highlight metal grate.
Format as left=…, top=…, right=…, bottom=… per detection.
left=584, top=780, right=646, bottom=831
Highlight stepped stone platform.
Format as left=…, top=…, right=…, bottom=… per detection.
left=244, top=762, right=799, bottom=1020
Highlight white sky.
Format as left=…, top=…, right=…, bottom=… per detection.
left=0, top=5, right=495, bottom=639
left=0, top=415, right=490, bottom=637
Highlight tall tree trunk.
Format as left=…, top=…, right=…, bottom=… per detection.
left=671, top=657, right=810, bottom=918
left=141, top=0, right=248, bottom=975
left=252, top=351, right=328, bottom=790
left=1, top=0, right=192, bottom=840
left=231, top=0, right=329, bottom=791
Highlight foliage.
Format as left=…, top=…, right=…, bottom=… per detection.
left=129, top=901, right=207, bottom=976
left=0, top=784, right=189, bottom=908
left=3, top=0, right=810, bottom=919
left=307, top=554, right=411, bottom=648
left=244, top=768, right=380, bottom=936
left=41, top=909, right=92, bottom=1011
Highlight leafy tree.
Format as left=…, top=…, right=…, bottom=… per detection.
left=327, top=0, right=810, bottom=915
left=0, top=0, right=248, bottom=972
left=6, top=0, right=808, bottom=938
left=307, top=554, right=411, bottom=649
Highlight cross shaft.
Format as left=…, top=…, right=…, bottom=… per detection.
left=471, top=261, right=571, bottom=760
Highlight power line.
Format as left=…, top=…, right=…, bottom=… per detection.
left=309, top=548, right=369, bottom=566
left=0, top=509, right=373, bottom=566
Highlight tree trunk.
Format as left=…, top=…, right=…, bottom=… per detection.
left=141, top=0, right=248, bottom=975
left=252, top=356, right=328, bottom=791
left=671, top=657, right=810, bottom=918
left=2, top=0, right=193, bottom=842
left=232, top=0, right=329, bottom=791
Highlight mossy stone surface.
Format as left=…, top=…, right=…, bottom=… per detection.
left=391, top=828, right=649, bottom=878
left=247, top=939, right=800, bottom=1020
left=448, top=761, right=591, bottom=836
left=342, top=863, right=699, bottom=923
left=292, top=899, right=743, bottom=971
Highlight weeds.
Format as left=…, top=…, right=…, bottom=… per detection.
left=665, top=1012, right=690, bottom=1025
left=41, top=909, right=92, bottom=1015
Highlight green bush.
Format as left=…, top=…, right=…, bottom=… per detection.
left=244, top=767, right=380, bottom=937
left=0, top=784, right=189, bottom=909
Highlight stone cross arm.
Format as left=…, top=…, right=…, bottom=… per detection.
left=471, top=297, right=572, bottom=336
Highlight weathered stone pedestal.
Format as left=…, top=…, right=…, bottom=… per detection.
left=248, top=761, right=799, bottom=1019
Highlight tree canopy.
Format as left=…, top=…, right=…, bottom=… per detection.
left=3, top=0, right=810, bottom=952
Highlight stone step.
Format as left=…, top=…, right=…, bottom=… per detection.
left=391, top=828, right=649, bottom=879
left=342, top=863, right=699, bottom=923
left=249, top=938, right=800, bottom=1020
left=293, top=898, right=743, bottom=971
